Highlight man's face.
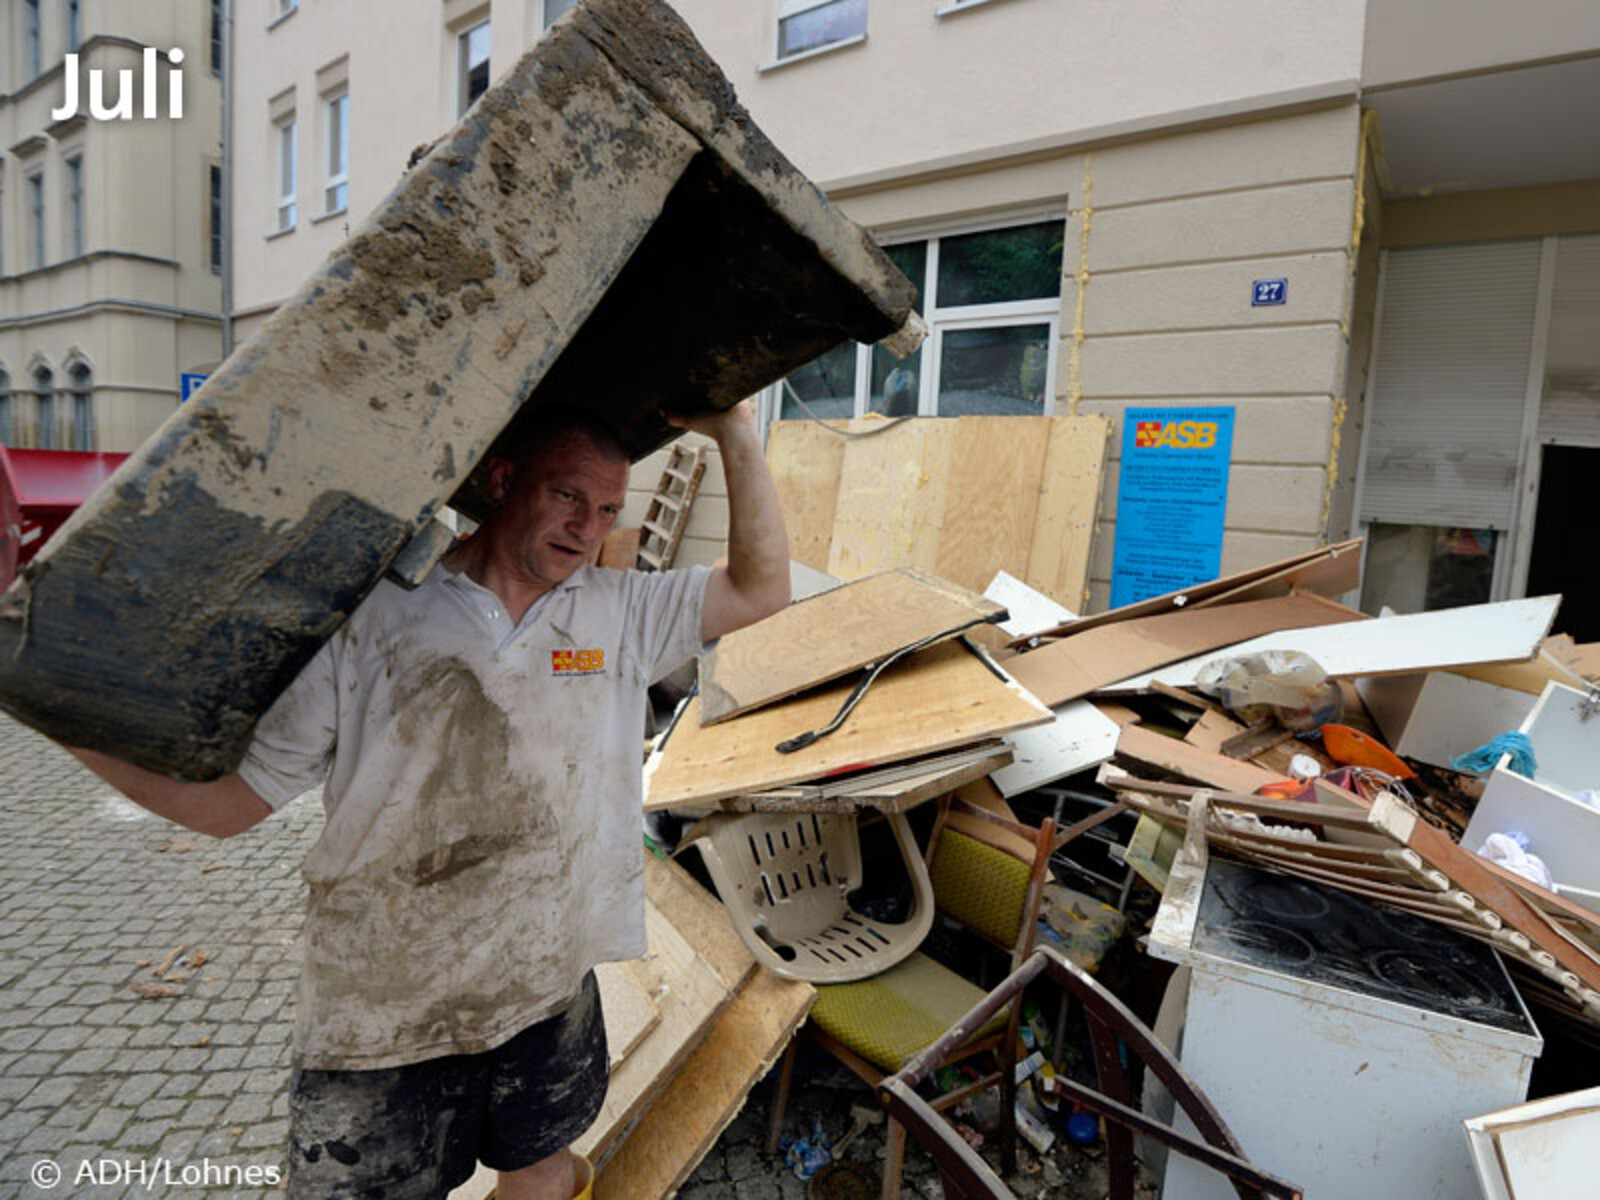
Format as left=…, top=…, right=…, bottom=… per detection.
left=488, top=433, right=629, bottom=590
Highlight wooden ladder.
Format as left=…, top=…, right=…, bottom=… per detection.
left=636, top=444, right=707, bottom=571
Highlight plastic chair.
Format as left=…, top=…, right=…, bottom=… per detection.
left=765, top=797, right=1056, bottom=1199
left=678, top=809, right=935, bottom=984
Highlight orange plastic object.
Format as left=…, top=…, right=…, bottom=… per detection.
left=1320, top=724, right=1415, bottom=780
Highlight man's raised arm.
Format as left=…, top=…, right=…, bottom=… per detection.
left=666, top=401, right=791, bottom=641
left=64, top=747, right=272, bottom=839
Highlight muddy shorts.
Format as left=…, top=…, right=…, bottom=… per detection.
left=287, top=971, right=608, bottom=1199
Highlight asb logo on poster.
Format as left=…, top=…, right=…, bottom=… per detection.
left=1134, top=420, right=1219, bottom=450
left=551, top=649, right=605, bottom=676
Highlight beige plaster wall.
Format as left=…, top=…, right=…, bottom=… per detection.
left=1362, top=0, right=1600, bottom=87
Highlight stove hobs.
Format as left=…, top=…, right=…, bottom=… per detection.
left=1191, top=860, right=1532, bottom=1033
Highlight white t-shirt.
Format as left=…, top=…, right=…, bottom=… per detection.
left=238, top=561, right=712, bottom=1071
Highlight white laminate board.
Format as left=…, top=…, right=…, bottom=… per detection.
left=985, top=570, right=1077, bottom=640
left=1465, top=1086, right=1600, bottom=1200
left=991, top=699, right=1121, bottom=797
left=1103, top=596, right=1561, bottom=695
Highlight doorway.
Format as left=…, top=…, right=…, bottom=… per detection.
left=1525, top=445, right=1600, bottom=641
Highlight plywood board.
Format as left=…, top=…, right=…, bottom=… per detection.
left=643, top=852, right=755, bottom=994
left=951, top=777, right=1036, bottom=860
left=1024, top=413, right=1114, bottom=611
left=986, top=570, right=1077, bottom=640
left=827, top=420, right=949, bottom=581
left=1007, top=593, right=1365, bottom=708
left=1116, top=725, right=1288, bottom=792
left=575, top=901, right=735, bottom=1165
left=991, top=700, right=1122, bottom=797
left=708, top=743, right=1011, bottom=814
left=1182, top=707, right=1250, bottom=754
left=697, top=567, right=1003, bottom=725
left=594, top=962, right=660, bottom=1067
left=1106, top=595, right=1562, bottom=695
left=766, top=421, right=848, bottom=572
left=593, top=970, right=814, bottom=1200
left=646, top=640, right=1052, bottom=809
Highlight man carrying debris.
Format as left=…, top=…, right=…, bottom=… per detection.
left=65, top=401, right=790, bottom=1200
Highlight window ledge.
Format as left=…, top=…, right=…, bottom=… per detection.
left=266, top=6, right=299, bottom=32
left=265, top=225, right=296, bottom=241
left=312, top=207, right=348, bottom=225
left=935, top=0, right=1010, bottom=16
left=757, top=32, right=867, bottom=74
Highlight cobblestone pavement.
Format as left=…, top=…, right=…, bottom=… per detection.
left=0, top=716, right=321, bottom=1199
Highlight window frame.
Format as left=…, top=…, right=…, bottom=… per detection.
left=26, top=170, right=46, bottom=270
left=64, top=155, right=84, bottom=259
left=24, top=0, right=42, bottom=79
left=209, top=164, right=224, bottom=273
left=323, top=90, right=349, bottom=215
left=0, top=371, right=11, bottom=445
left=456, top=18, right=492, bottom=117
left=538, top=0, right=577, bottom=30
left=211, top=0, right=225, bottom=74
left=774, top=0, right=869, bottom=63
left=33, top=366, right=55, bottom=450
left=274, top=117, right=298, bottom=233
left=276, top=0, right=299, bottom=18
left=772, top=212, right=1066, bottom=424
left=69, top=363, right=93, bottom=451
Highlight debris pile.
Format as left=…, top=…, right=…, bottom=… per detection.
left=634, top=421, right=1600, bottom=1199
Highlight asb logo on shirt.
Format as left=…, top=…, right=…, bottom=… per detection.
left=551, top=648, right=606, bottom=676
left=1134, top=420, right=1219, bottom=450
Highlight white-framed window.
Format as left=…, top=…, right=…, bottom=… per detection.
left=457, top=19, right=491, bottom=115
left=776, top=0, right=867, bottom=60
left=24, top=0, right=42, bottom=79
left=275, top=117, right=297, bottom=232
left=69, top=363, right=93, bottom=451
left=776, top=216, right=1065, bottom=421
left=66, top=0, right=82, bottom=52
left=33, top=365, right=55, bottom=450
left=65, top=156, right=84, bottom=258
left=276, top=0, right=299, bottom=18
left=323, top=91, right=348, bottom=214
left=539, top=0, right=577, bottom=30
left=26, top=171, right=46, bottom=269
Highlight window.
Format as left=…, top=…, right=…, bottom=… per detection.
left=65, top=157, right=84, bottom=258
left=209, top=165, right=224, bottom=273
left=276, top=0, right=299, bottom=17
left=275, top=117, right=297, bottom=231
left=540, top=0, right=577, bottom=29
left=0, top=371, right=10, bottom=445
left=457, top=19, right=491, bottom=115
left=211, top=0, right=225, bottom=73
left=24, top=0, right=41, bottom=78
left=777, top=0, right=867, bottom=60
left=69, top=364, right=93, bottom=451
left=778, top=218, right=1065, bottom=420
left=66, top=0, right=81, bottom=52
left=323, top=91, right=348, bottom=214
left=33, top=367, right=54, bottom=450
left=27, top=172, right=45, bottom=269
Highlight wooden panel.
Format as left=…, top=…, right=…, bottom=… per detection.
left=1024, top=414, right=1113, bottom=610
left=646, top=640, right=1052, bottom=809
left=1116, top=725, right=1289, bottom=792
left=593, top=970, right=814, bottom=1200
left=643, top=852, right=755, bottom=993
left=594, top=962, right=661, bottom=1066
left=697, top=567, right=1003, bottom=725
left=706, top=744, right=1011, bottom=815
left=1007, top=593, right=1365, bottom=708
left=934, top=418, right=1051, bottom=593
left=826, top=421, right=946, bottom=581
left=766, top=420, right=848, bottom=571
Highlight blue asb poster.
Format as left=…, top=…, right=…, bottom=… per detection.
left=1109, top=406, right=1235, bottom=607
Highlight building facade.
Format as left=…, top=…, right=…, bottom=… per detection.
left=226, top=0, right=1600, bottom=628
left=0, top=0, right=225, bottom=452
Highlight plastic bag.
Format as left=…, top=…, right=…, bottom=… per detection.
left=1193, top=650, right=1343, bottom=731
left=1476, top=831, right=1553, bottom=890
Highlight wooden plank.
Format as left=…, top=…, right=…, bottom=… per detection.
left=594, top=961, right=661, bottom=1067
left=709, top=744, right=1012, bottom=814
left=697, top=567, right=1003, bottom=725
left=643, top=852, right=755, bottom=994
left=1184, top=708, right=1249, bottom=754
left=766, top=420, right=848, bottom=572
left=1193, top=539, right=1364, bottom=609
left=1020, top=538, right=1363, bottom=643
left=932, top=417, right=1052, bottom=595
left=1107, top=595, right=1563, bottom=695
left=575, top=901, right=735, bottom=1166
left=827, top=420, right=946, bottom=582
left=1007, top=593, right=1365, bottom=708
left=1024, top=413, right=1114, bottom=611
left=645, top=640, right=1052, bottom=809
left=950, top=777, right=1037, bottom=860
left=593, top=970, right=814, bottom=1200
left=1450, top=650, right=1590, bottom=696
left=595, top=527, right=642, bottom=570
left=1115, top=725, right=1289, bottom=792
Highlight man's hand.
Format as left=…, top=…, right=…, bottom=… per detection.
left=65, top=746, right=273, bottom=839
left=665, top=401, right=791, bottom=641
